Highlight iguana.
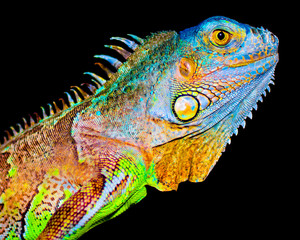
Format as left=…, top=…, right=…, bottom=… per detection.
left=0, top=16, right=279, bottom=240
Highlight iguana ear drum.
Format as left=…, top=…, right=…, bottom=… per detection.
left=179, top=57, right=196, bottom=79
left=173, top=95, right=199, bottom=121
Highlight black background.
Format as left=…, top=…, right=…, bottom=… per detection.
left=0, top=2, right=295, bottom=239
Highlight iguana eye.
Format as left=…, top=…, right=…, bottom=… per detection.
left=173, top=95, right=199, bottom=121
left=211, top=29, right=232, bottom=46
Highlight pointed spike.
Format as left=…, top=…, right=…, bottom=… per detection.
left=81, top=83, right=97, bottom=94
left=127, top=34, right=144, bottom=44
left=47, top=103, right=55, bottom=116
left=84, top=72, right=106, bottom=85
left=65, top=92, right=76, bottom=107
left=4, top=130, right=12, bottom=140
left=233, top=128, right=238, bottom=136
left=16, top=123, right=24, bottom=133
left=253, top=104, right=258, bottom=111
left=94, top=62, right=114, bottom=77
left=52, top=101, right=60, bottom=113
left=104, top=45, right=132, bottom=59
left=2, top=136, right=8, bottom=144
left=34, top=112, right=41, bottom=122
left=222, top=147, right=226, bottom=153
left=59, top=98, right=69, bottom=110
left=71, top=86, right=90, bottom=99
left=110, top=36, right=138, bottom=50
left=40, top=106, right=47, bottom=118
left=91, top=79, right=102, bottom=89
left=247, top=111, right=253, bottom=120
left=267, top=86, right=271, bottom=93
left=22, top=117, right=29, bottom=129
left=263, top=90, right=267, bottom=97
left=10, top=126, right=18, bottom=136
left=270, top=80, right=275, bottom=85
left=70, top=89, right=82, bottom=103
left=29, top=115, right=35, bottom=126
left=94, top=55, right=122, bottom=69
left=241, top=121, right=246, bottom=129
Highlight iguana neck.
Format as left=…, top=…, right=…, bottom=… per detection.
left=151, top=113, right=234, bottom=191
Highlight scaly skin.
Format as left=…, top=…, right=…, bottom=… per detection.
left=0, top=16, right=279, bottom=239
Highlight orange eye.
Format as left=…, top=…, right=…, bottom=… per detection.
left=179, top=57, right=196, bottom=79
left=211, top=29, right=232, bottom=46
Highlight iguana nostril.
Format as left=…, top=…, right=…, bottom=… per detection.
left=270, top=33, right=276, bottom=43
left=250, top=27, right=258, bottom=35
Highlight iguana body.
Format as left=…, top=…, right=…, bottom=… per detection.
left=0, top=16, right=279, bottom=239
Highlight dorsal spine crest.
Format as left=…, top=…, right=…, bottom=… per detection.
left=0, top=34, right=145, bottom=147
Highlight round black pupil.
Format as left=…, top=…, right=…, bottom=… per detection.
left=217, top=31, right=225, bottom=40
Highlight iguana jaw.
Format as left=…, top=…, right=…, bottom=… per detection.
left=151, top=58, right=278, bottom=190
left=192, top=53, right=278, bottom=134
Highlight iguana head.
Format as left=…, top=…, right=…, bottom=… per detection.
left=148, top=16, right=279, bottom=190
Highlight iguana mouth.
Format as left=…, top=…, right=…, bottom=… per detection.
left=226, top=51, right=278, bottom=68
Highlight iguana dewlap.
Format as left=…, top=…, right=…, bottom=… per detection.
left=0, top=16, right=279, bottom=240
